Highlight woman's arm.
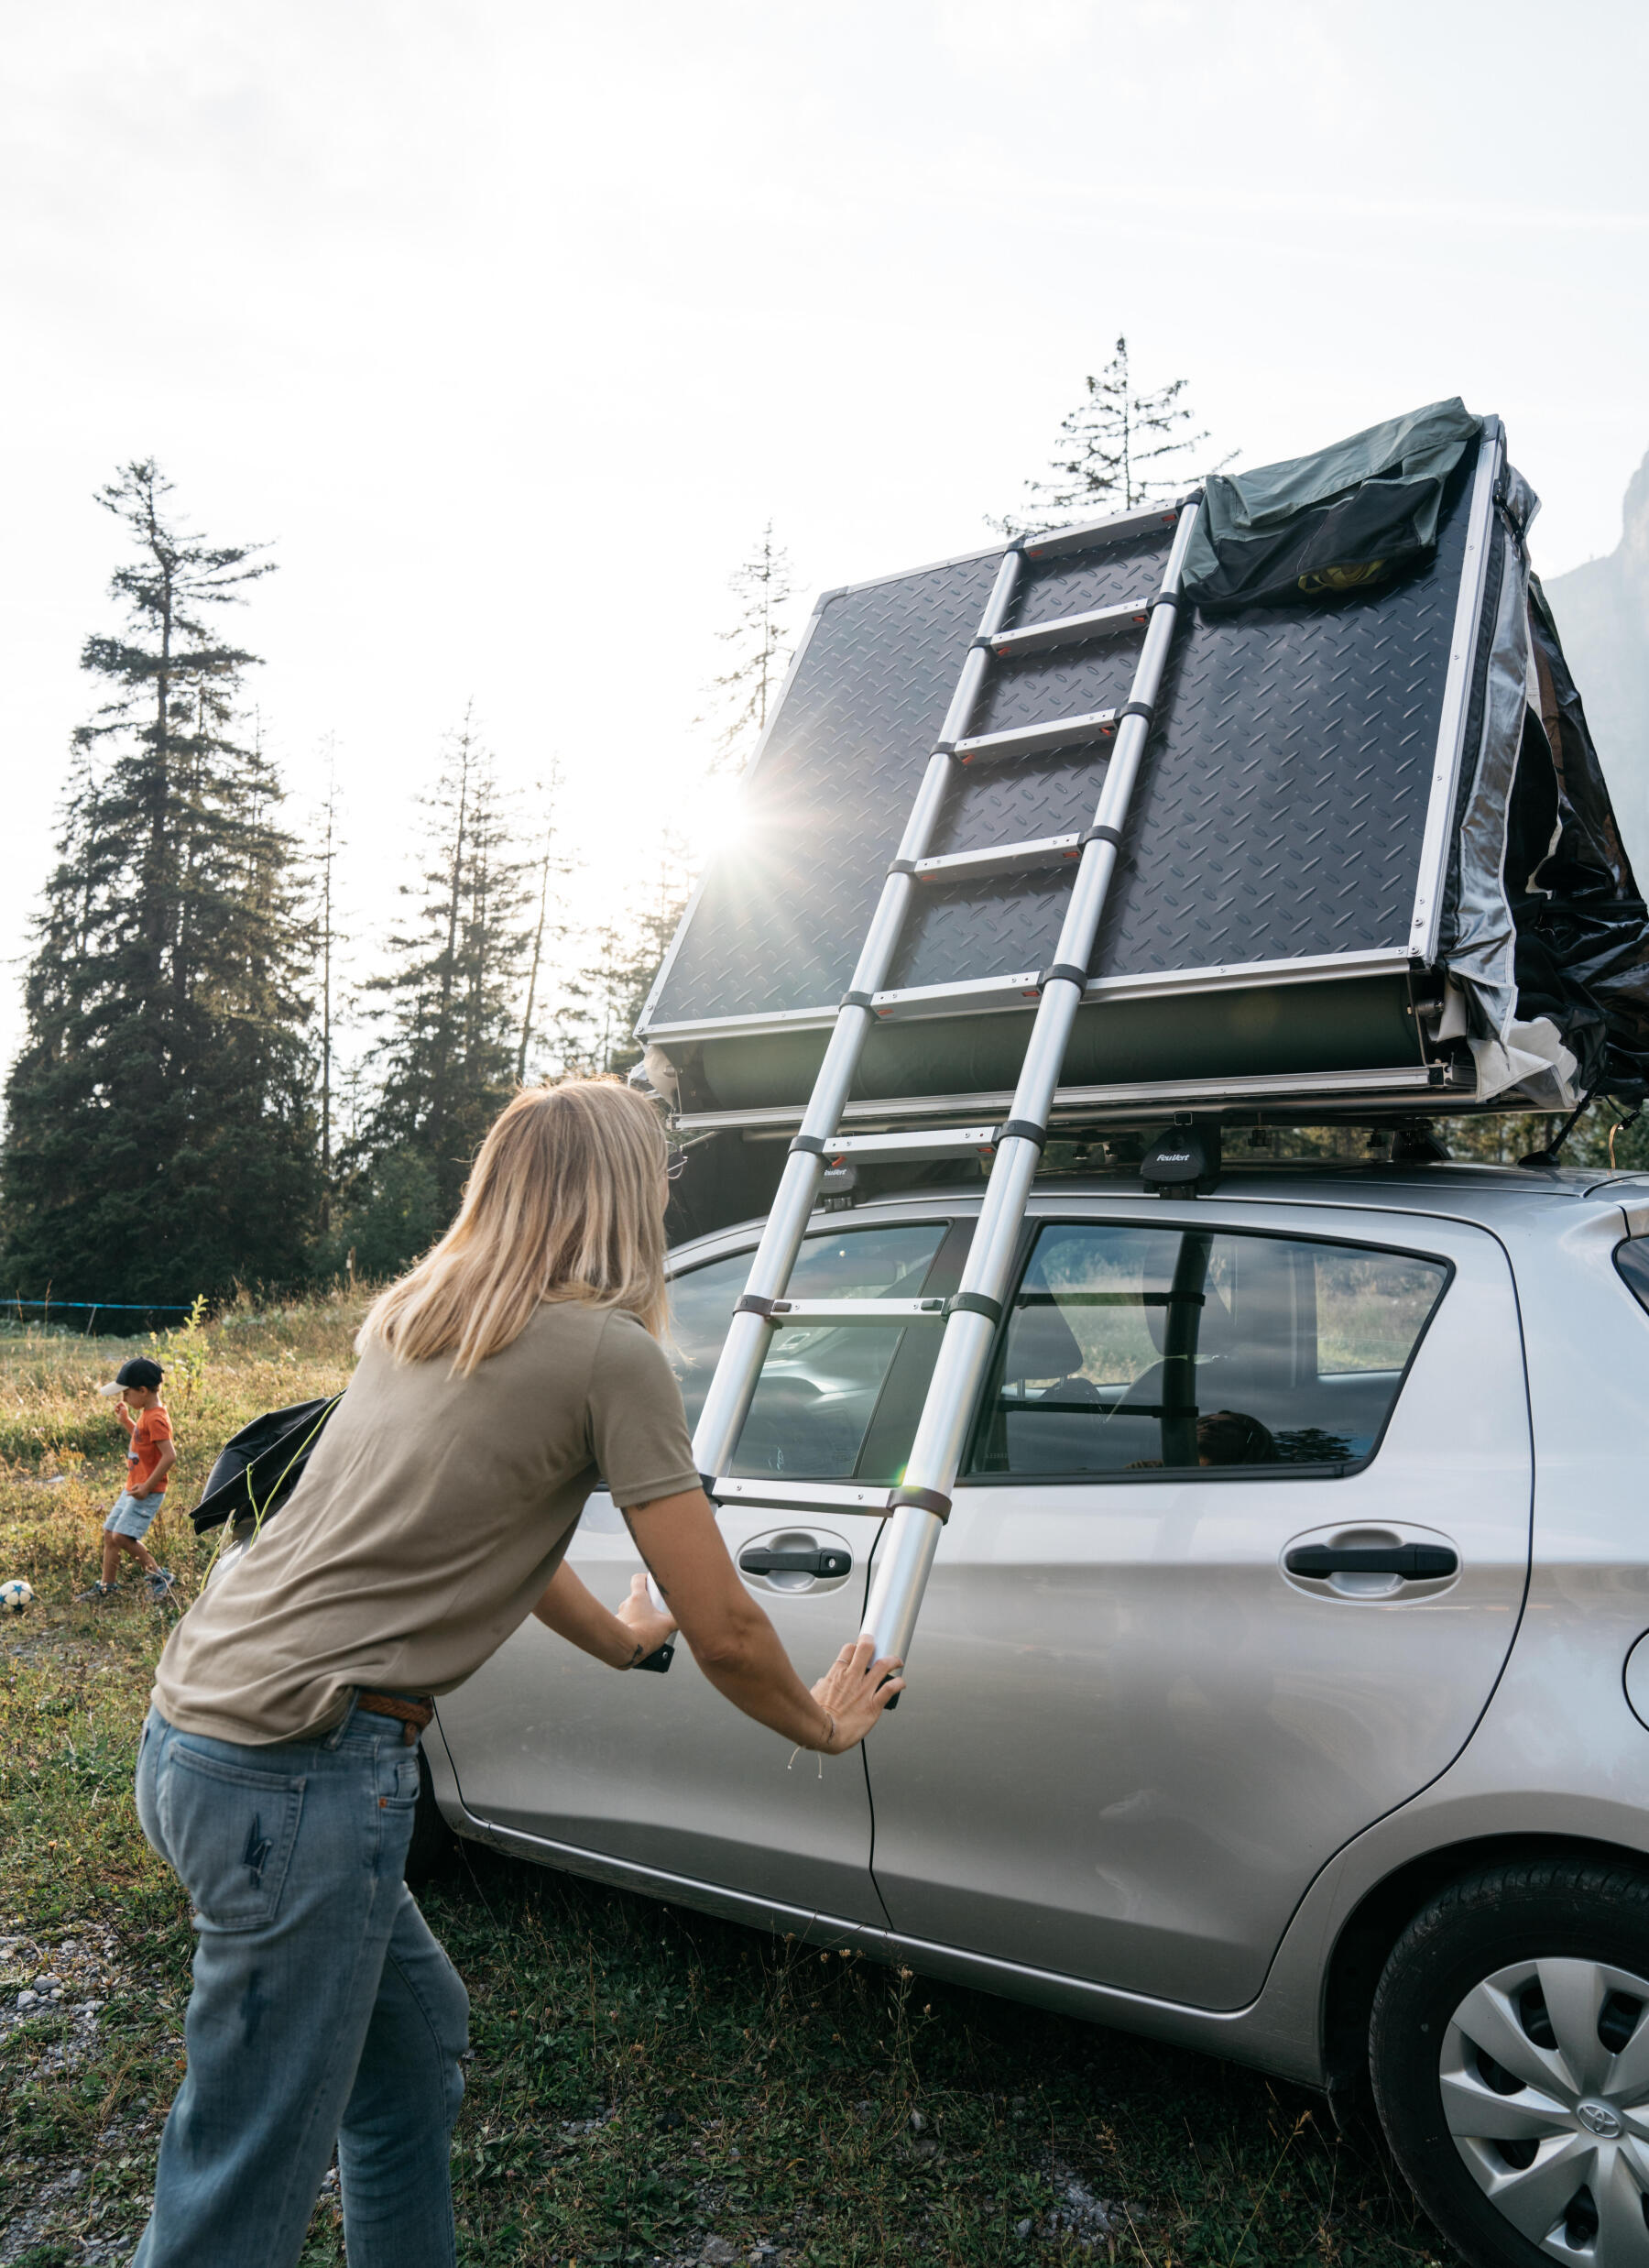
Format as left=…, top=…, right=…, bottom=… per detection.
left=532, top=1562, right=675, bottom=1668
left=623, top=1488, right=902, bottom=1753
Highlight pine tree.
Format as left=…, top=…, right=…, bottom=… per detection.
left=1, top=462, right=318, bottom=1303
left=700, top=524, right=795, bottom=772
left=310, top=748, right=350, bottom=1233
left=996, top=338, right=1223, bottom=536
left=515, top=763, right=572, bottom=1083
left=548, top=838, right=693, bottom=1080
left=353, top=715, right=531, bottom=1244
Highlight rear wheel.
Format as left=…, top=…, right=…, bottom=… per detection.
left=1371, top=1858, right=1649, bottom=2268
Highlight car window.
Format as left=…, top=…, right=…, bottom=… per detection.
left=1615, top=1240, right=1649, bottom=1317
left=971, top=1222, right=1448, bottom=1480
left=669, top=1222, right=948, bottom=1481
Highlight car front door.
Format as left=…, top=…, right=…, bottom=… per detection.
left=435, top=1207, right=963, bottom=1923
left=863, top=1197, right=1533, bottom=2009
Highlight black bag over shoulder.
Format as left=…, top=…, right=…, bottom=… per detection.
left=191, top=1395, right=343, bottom=1535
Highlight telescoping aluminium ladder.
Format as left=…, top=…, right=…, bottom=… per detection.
left=690, top=493, right=1206, bottom=1683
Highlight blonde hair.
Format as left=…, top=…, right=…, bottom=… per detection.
left=359, top=1078, right=671, bottom=1374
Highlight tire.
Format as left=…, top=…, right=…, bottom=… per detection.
left=1371, top=1857, right=1649, bottom=2268
left=404, top=1748, right=457, bottom=1887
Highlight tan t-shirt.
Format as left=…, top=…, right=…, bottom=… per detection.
left=152, top=1301, right=699, bottom=1745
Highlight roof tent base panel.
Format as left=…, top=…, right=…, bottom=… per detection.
left=644, top=410, right=1649, bottom=1124
left=678, top=972, right=1427, bottom=1116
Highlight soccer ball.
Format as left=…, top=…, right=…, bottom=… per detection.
left=1, top=1578, right=34, bottom=1616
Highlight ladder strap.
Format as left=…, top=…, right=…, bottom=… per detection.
left=969, top=633, right=998, bottom=652
left=890, top=1483, right=953, bottom=1522
left=840, top=989, right=876, bottom=1011
left=1081, top=825, right=1123, bottom=850
left=734, top=1294, right=779, bottom=1320
left=995, top=1118, right=1049, bottom=1149
left=945, top=1291, right=1003, bottom=1326
left=1038, top=963, right=1090, bottom=992
left=932, top=740, right=958, bottom=761
left=1147, top=591, right=1181, bottom=612
left=788, top=1134, right=828, bottom=1156
left=886, top=857, right=917, bottom=878
left=1117, top=699, right=1155, bottom=725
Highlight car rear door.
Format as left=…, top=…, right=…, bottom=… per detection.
left=435, top=1206, right=964, bottom=1923
left=863, top=1196, right=1533, bottom=2009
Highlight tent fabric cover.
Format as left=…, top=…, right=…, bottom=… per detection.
left=190, top=1394, right=341, bottom=1534
left=1446, top=461, right=1649, bottom=1108
left=1183, top=398, right=1482, bottom=608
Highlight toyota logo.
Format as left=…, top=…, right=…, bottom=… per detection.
left=1578, top=2101, right=1623, bottom=2138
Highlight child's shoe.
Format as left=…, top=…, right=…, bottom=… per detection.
left=74, top=1580, right=116, bottom=1605
left=144, top=1569, right=176, bottom=1601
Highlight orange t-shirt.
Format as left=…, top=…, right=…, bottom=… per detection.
left=128, top=1406, right=173, bottom=1494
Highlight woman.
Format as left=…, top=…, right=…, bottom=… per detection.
left=133, top=1079, right=901, bottom=2268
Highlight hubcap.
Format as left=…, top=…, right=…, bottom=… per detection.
left=1442, top=1957, right=1649, bottom=2263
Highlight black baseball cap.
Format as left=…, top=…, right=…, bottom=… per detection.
left=98, top=1356, right=164, bottom=1397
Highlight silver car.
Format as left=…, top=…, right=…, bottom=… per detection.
left=426, top=1159, right=1649, bottom=2268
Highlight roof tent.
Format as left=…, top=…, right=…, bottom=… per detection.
left=640, top=407, right=1649, bottom=1142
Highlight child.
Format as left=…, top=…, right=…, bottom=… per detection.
left=76, top=1357, right=177, bottom=1605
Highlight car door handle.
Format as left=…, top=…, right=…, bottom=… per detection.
left=1285, top=1543, right=1458, bottom=1580
left=737, top=1547, right=853, bottom=1579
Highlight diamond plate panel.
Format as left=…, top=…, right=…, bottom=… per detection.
left=650, top=463, right=1474, bottom=1025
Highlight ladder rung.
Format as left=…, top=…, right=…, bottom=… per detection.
left=713, top=1476, right=896, bottom=1515
left=988, top=598, right=1152, bottom=660
left=872, top=974, right=1046, bottom=1021
left=913, top=834, right=1081, bottom=882
left=823, top=1128, right=999, bottom=1163
left=1020, top=499, right=1185, bottom=561
left=953, top=709, right=1118, bottom=765
left=765, top=1298, right=948, bottom=1327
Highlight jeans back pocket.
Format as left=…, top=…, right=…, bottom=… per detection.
left=162, top=1745, right=307, bottom=1932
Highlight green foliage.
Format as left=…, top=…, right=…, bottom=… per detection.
left=549, top=839, right=693, bottom=1082
left=320, top=1147, right=442, bottom=1282
left=151, top=1293, right=211, bottom=1408
left=997, top=337, right=1222, bottom=536
left=355, top=715, right=531, bottom=1222
left=699, top=523, right=795, bottom=775
left=0, top=462, right=320, bottom=1304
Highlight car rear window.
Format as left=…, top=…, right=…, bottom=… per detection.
left=971, top=1222, right=1449, bottom=1480
left=1615, top=1239, right=1649, bottom=1316
left=669, top=1223, right=947, bottom=1481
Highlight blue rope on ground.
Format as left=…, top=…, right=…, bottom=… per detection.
left=5, top=1298, right=194, bottom=1311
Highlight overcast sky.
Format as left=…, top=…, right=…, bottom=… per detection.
left=5, top=0, right=1647, bottom=1073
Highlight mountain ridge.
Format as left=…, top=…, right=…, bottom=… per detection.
left=1545, top=449, right=1649, bottom=877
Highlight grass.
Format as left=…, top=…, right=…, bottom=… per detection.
left=1, top=1298, right=1446, bottom=2265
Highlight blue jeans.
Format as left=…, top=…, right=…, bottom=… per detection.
left=133, top=1703, right=468, bottom=2268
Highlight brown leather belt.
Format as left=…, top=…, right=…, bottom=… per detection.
left=357, top=1691, right=435, bottom=1746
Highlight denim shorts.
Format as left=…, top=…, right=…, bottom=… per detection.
left=106, top=1490, right=162, bottom=1539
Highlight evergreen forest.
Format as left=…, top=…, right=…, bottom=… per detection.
left=1, top=463, right=703, bottom=1309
